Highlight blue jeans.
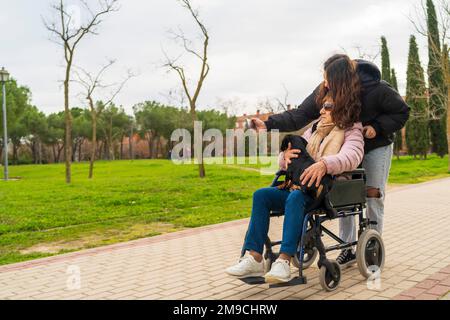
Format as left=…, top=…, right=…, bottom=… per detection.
left=243, top=187, right=313, bottom=256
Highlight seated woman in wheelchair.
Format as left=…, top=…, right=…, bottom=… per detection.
left=226, top=55, right=365, bottom=283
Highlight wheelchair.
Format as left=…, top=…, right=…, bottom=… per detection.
left=239, top=168, right=385, bottom=291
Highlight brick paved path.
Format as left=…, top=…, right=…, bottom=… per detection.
left=1, top=178, right=450, bottom=300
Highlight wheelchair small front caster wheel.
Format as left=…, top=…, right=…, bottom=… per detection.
left=319, top=260, right=341, bottom=291
left=356, top=229, right=385, bottom=278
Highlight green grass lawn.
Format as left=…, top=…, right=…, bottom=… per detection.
left=389, top=154, right=450, bottom=184
left=0, top=154, right=448, bottom=266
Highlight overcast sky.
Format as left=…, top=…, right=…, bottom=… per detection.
left=1, top=0, right=431, bottom=116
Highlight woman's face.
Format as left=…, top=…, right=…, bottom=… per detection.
left=320, top=106, right=333, bottom=124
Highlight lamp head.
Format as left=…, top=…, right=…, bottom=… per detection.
left=0, top=67, right=10, bottom=83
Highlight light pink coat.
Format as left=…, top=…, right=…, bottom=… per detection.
left=278, top=122, right=364, bottom=175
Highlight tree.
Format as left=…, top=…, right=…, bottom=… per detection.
left=390, top=69, right=404, bottom=159
left=381, top=36, right=392, bottom=84
left=75, top=60, right=133, bottom=178
left=426, top=0, right=448, bottom=157
left=71, top=107, right=91, bottom=162
left=44, top=0, right=119, bottom=183
left=163, top=0, right=210, bottom=178
left=133, top=101, right=183, bottom=159
left=22, top=106, right=48, bottom=164
left=44, top=112, right=65, bottom=163
left=97, top=104, right=130, bottom=160
left=405, top=35, right=430, bottom=159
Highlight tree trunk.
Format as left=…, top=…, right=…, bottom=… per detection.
left=108, top=117, right=114, bottom=160
left=12, top=143, right=19, bottom=165
left=52, top=144, right=57, bottom=163
left=78, top=139, right=83, bottom=162
left=147, top=132, right=153, bottom=159
left=38, top=139, right=42, bottom=164
left=30, top=141, right=37, bottom=164
left=64, top=73, right=72, bottom=183
left=191, top=108, right=205, bottom=178
left=120, top=135, right=124, bottom=160
left=89, top=108, right=97, bottom=179
left=151, top=136, right=159, bottom=159
left=72, top=140, right=78, bottom=162
left=104, top=139, right=109, bottom=160
left=57, top=144, right=64, bottom=163
left=129, top=129, right=134, bottom=160
left=97, top=140, right=103, bottom=160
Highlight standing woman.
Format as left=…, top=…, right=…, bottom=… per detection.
left=251, top=54, right=409, bottom=267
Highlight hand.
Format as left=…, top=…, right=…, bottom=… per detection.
left=250, top=118, right=267, bottom=131
left=363, top=125, right=376, bottom=139
left=300, top=160, right=327, bottom=188
left=284, top=142, right=301, bottom=165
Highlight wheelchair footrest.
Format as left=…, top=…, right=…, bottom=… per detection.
left=268, top=276, right=307, bottom=288
left=238, top=277, right=266, bottom=285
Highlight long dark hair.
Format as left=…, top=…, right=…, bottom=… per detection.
left=316, top=54, right=361, bottom=129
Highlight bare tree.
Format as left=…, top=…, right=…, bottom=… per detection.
left=274, top=83, right=291, bottom=112
left=216, top=97, right=246, bottom=116
left=74, top=61, right=134, bottom=179
left=163, top=0, right=210, bottom=178
left=43, top=0, right=119, bottom=183
left=159, top=86, right=188, bottom=107
left=257, top=97, right=278, bottom=114
left=352, top=45, right=381, bottom=62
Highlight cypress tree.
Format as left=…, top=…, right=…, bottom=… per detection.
left=381, top=36, right=392, bottom=84
left=426, top=0, right=447, bottom=156
left=405, top=35, right=429, bottom=159
left=391, top=69, right=403, bottom=159
left=391, top=69, right=399, bottom=91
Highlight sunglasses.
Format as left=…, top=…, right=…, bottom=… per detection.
left=323, top=102, right=334, bottom=111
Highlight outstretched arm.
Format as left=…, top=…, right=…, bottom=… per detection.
left=264, top=85, right=321, bottom=132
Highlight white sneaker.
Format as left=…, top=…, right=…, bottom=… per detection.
left=225, top=255, right=265, bottom=278
left=264, top=258, right=291, bottom=283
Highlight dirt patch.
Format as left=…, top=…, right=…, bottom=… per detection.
left=20, top=222, right=184, bottom=255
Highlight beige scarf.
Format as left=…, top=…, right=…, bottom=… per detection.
left=306, top=121, right=345, bottom=161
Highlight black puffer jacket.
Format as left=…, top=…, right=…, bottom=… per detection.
left=264, top=60, right=410, bottom=153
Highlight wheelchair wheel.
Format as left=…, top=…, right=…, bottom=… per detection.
left=292, top=245, right=318, bottom=270
left=292, top=222, right=318, bottom=270
left=356, top=229, right=385, bottom=278
left=319, top=260, right=341, bottom=292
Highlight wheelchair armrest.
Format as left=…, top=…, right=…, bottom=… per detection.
left=339, top=168, right=366, bottom=181
left=270, top=170, right=287, bottom=187
left=341, top=168, right=365, bottom=175
left=275, top=170, right=287, bottom=176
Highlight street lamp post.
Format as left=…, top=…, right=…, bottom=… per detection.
left=0, top=67, right=10, bottom=181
